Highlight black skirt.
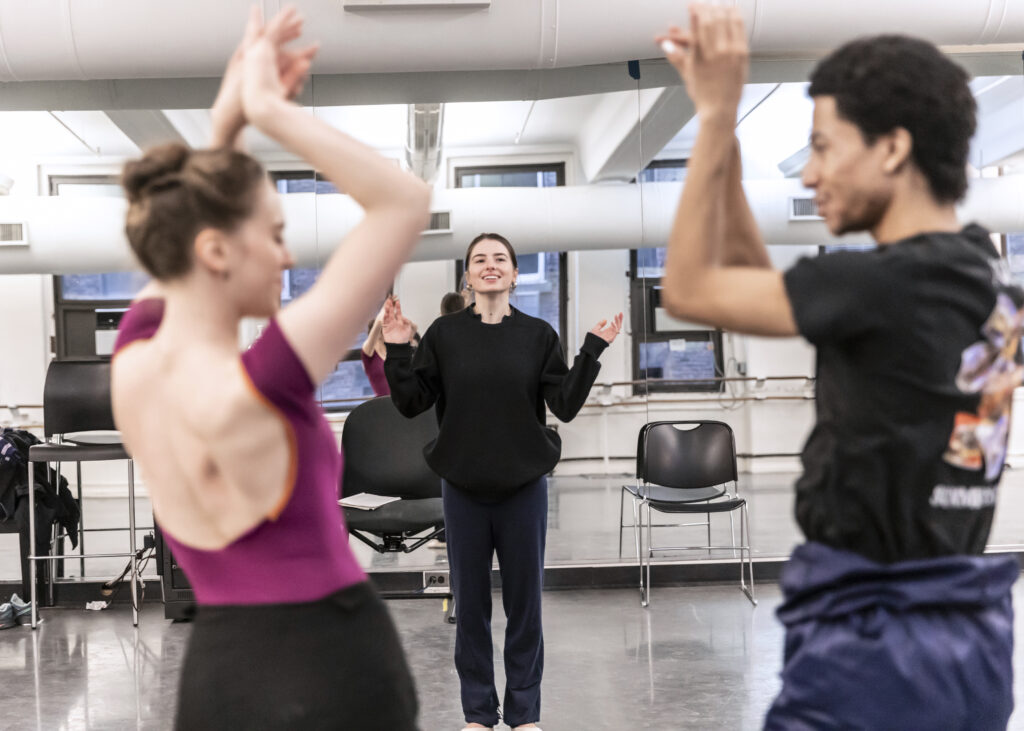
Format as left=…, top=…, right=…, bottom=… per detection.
left=175, top=581, right=419, bottom=730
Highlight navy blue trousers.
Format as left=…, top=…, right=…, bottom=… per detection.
left=765, top=542, right=1017, bottom=731
left=442, top=477, right=547, bottom=728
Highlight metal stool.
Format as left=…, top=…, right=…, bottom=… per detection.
left=27, top=361, right=140, bottom=628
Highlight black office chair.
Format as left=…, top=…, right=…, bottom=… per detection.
left=622, top=421, right=755, bottom=608
left=27, top=360, right=142, bottom=627
left=340, top=397, right=445, bottom=556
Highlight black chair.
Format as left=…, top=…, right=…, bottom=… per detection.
left=27, top=360, right=141, bottom=627
left=340, top=397, right=446, bottom=556
left=622, top=421, right=755, bottom=608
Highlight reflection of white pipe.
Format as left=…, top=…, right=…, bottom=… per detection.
left=0, top=0, right=1020, bottom=81
left=0, top=176, right=1021, bottom=274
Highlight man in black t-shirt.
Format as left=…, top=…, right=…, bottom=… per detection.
left=658, top=6, right=1019, bottom=729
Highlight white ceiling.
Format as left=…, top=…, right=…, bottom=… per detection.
left=1, top=76, right=1022, bottom=183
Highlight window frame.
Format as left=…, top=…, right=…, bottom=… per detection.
left=452, top=161, right=569, bottom=354
left=630, top=158, right=724, bottom=394
left=268, top=170, right=382, bottom=411
left=51, top=174, right=138, bottom=362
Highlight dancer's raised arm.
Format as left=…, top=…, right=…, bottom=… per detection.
left=242, top=34, right=431, bottom=384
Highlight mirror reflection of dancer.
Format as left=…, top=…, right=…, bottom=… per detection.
left=657, top=5, right=1020, bottom=729
left=382, top=233, right=622, bottom=731
left=110, top=8, right=430, bottom=729
left=361, top=295, right=418, bottom=397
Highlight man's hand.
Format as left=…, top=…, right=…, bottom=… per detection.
left=657, top=4, right=748, bottom=120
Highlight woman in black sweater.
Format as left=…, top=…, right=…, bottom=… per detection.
left=382, top=233, right=621, bottom=731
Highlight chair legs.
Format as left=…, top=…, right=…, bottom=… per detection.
left=618, top=487, right=626, bottom=558
left=739, top=502, right=756, bottom=606
left=638, top=499, right=756, bottom=609
left=634, top=498, right=647, bottom=607
left=128, top=459, right=139, bottom=627
left=27, top=456, right=142, bottom=628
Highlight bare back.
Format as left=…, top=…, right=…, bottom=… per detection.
left=113, top=331, right=294, bottom=550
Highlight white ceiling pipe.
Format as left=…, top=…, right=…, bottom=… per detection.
left=0, top=177, right=1020, bottom=274
left=0, top=0, right=1020, bottom=83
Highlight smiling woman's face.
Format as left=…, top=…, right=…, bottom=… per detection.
left=466, top=238, right=518, bottom=295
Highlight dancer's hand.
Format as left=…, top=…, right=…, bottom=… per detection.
left=381, top=298, right=415, bottom=345
left=240, top=8, right=319, bottom=128
left=211, top=6, right=307, bottom=148
left=590, top=313, right=623, bottom=344
left=656, top=4, right=748, bottom=119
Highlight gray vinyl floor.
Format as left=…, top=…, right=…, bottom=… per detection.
left=3, top=582, right=1024, bottom=731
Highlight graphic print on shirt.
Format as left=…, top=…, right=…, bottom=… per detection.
left=942, top=263, right=1024, bottom=489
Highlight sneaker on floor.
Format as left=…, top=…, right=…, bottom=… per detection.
left=0, top=603, right=15, bottom=630
left=10, top=594, right=36, bottom=625
left=426, top=539, right=447, bottom=550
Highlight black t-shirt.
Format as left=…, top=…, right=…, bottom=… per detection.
left=784, top=224, right=1024, bottom=563
left=384, top=306, right=608, bottom=498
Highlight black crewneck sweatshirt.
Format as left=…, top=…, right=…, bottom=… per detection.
left=384, top=306, right=608, bottom=498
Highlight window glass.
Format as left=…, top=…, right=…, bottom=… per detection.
left=455, top=164, right=565, bottom=339
left=271, top=172, right=375, bottom=407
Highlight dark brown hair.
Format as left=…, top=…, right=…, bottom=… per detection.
left=464, top=232, right=517, bottom=270
left=440, top=291, right=465, bottom=315
left=122, top=143, right=267, bottom=279
left=809, top=35, right=975, bottom=203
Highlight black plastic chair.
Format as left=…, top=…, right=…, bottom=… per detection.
left=27, top=360, right=141, bottom=627
left=622, top=421, right=755, bottom=607
left=340, top=397, right=445, bottom=556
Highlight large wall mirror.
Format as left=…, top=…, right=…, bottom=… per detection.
left=2, top=63, right=1024, bottom=590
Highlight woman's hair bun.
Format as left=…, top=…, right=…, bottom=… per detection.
left=121, top=143, right=191, bottom=203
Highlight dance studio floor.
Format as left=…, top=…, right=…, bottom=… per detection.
left=3, top=582, right=1024, bottom=730
left=2, top=471, right=1024, bottom=729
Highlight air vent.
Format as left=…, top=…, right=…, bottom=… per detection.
left=0, top=222, right=27, bottom=246
left=422, top=211, right=452, bottom=235
left=789, top=197, right=823, bottom=221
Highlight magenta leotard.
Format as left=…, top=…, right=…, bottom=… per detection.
left=114, top=300, right=366, bottom=605
left=360, top=350, right=390, bottom=397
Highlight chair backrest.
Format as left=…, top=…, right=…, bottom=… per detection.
left=42, top=360, right=117, bottom=438
left=640, top=420, right=737, bottom=490
left=340, top=396, right=440, bottom=500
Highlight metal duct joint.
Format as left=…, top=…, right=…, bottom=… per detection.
left=405, top=103, right=444, bottom=184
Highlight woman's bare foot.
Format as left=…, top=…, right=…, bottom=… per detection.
left=463, top=725, right=492, bottom=730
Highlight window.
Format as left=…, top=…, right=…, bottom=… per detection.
left=270, top=171, right=378, bottom=408
left=1005, top=233, right=1024, bottom=286
left=631, top=159, right=723, bottom=393
left=51, top=176, right=150, bottom=360
left=453, top=163, right=567, bottom=346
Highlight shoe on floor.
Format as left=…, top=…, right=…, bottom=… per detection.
left=10, top=594, right=36, bottom=625
left=0, top=603, right=16, bottom=630
left=426, top=539, right=447, bottom=550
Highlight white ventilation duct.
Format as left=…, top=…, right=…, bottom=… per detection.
left=0, top=0, right=1020, bottom=82
left=0, top=177, right=1020, bottom=274
left=406, top=103, right=444, bottom=184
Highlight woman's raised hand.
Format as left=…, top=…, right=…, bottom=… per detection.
left=211, top=6, right=309, bottom=148
left=236, top=6, right=319, bottom=129
left=381, top=298, right=415, bottom=345
left=590, top=312, right=624, bottom=344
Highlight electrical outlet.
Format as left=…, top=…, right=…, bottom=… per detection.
left=422, top=571, right=450, bottom=594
